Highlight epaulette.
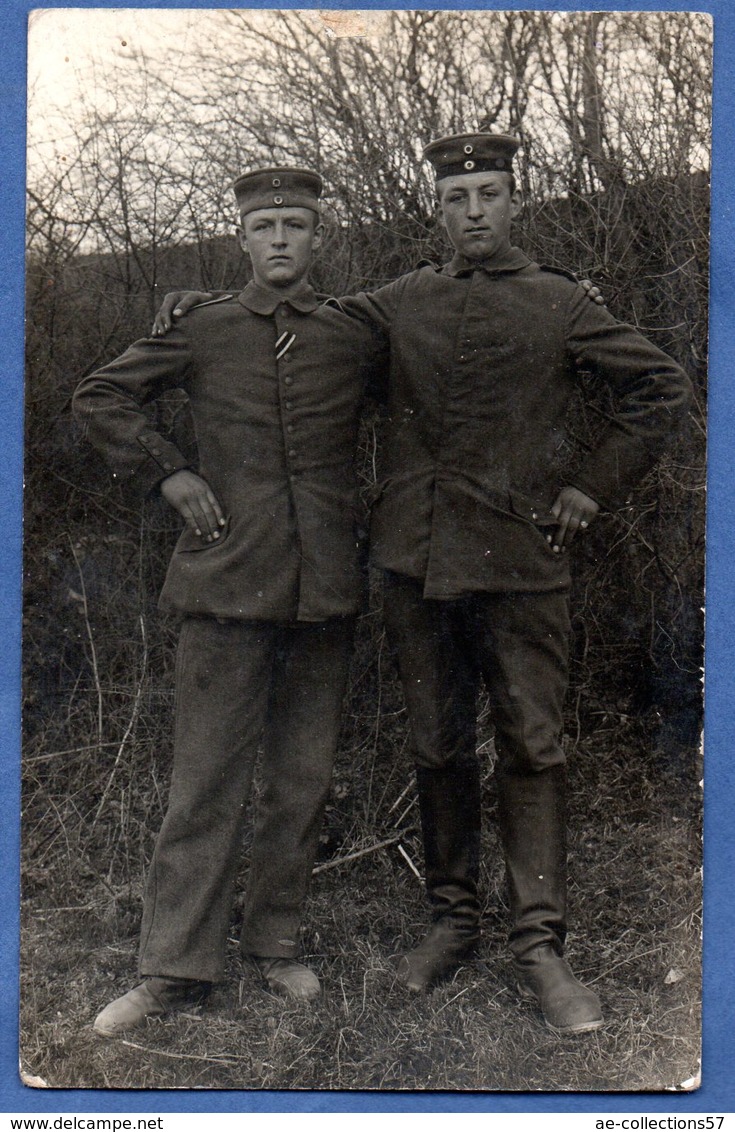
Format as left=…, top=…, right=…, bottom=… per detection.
left=539, top=264, right=579, bottom=283
left=191, top=294, right=235, bottom=309
left=319, top=295, right=346, bottom=312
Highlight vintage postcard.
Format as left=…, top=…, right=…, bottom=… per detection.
left=19, top=5, right=709, bottom=1099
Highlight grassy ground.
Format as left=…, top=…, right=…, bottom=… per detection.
left=20, top=718, right=701, bottom=1094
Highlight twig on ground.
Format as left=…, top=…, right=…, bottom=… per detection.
left=119, top=1040, right=243, bottom=1066
left=397, top=842, right=423, bottom=882
left=435, top=988, right=468, bottom=1014
left=388, top=778, right=414, bottom=815
left=69, top=537, right=104, bottom=743
left=587, top=944, right=666, bottom=983
left=25, top=742, right=120, bottom=764
left=312, top=832, right=406, bottom=875
left=34, top=904, right=100, bottom=913
left=393, top=797, right=417, bottom=828
left=91, top=614, right=148, bottom=831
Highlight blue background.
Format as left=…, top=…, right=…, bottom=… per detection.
left=2, top=0, right=732, bottom=1115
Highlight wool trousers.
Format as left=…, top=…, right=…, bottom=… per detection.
left=138, top=614, right=354, bottom=983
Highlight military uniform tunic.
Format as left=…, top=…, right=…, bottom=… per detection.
left=74, top=280, right=384, bottom=622
left=341, top=247, right=691, bottom=597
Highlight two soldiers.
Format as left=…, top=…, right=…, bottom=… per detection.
left=75, top=134, right=691, bottom=1037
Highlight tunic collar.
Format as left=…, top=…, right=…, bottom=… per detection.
left=237, top=279, right=319, bottom=315
left=443, top=246, right=531, bottom=277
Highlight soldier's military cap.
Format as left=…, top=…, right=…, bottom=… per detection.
left=422, top=133, right=520, bottom=180
left=232, top=167, right=323, bottom=216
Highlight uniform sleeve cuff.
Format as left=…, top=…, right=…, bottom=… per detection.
left=136, top=432, right=190, bottom=492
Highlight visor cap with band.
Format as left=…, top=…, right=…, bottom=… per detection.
left=422, top=133, right=520, bottom=180
left=232, top=167, right=323, bottom=216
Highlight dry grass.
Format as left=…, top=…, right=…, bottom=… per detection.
left=20, top=718, right=701, bottom=1094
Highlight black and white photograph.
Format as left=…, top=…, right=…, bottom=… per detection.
left=21, top=7, right=708, bottom=1094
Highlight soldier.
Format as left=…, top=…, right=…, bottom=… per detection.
left=154, top=135, right=691, bottom=1034
left=73, top=168, right=386, bottom=1036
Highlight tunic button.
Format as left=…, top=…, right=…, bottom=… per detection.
left=163, top=462, right=173, bottom=472
left=285, top=401, right=293, bottom=410
left=532, top=511, right=538, bottom=520
left=284, top=376, right=294, bottom=386
left=288, top=449, right=297, bottom=458
left=287, top=424, right=294, bottom=433
left=151, top=447, right=161, bottom=456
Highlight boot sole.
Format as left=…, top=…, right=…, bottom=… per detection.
left=93, top=986, right=209, bottom=1038
left=396, top=969, right=434, bottom=994
left=516, top=982, right=603, bottom=1034
left=262, top=978, right=321, bottom=1002
left=93, top=1019, right=156, bottom=1038
left=545, top=1015, right=604, bottom=1035
left=247, top=956, right=321, bottom=1002
left=93, top=1008, right=167, bottom=1038
left=395, top=948, right=476, bottom=994
left=395, top=961, right=434, bottom=994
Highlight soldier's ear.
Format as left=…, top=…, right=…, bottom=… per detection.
left=311, top=221, right=325, bottom=250
left=510, top=189, right=522, bottom=220
left=236, top=225, right=249, bottom=255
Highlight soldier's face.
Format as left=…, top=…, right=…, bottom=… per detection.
left=239, top=207, right=324, bottom=288
left=438, top=171, right=521, bottom=262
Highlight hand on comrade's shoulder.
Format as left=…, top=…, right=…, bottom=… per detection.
left=579, top=279, right=605, bottom=305
left=151, top=291, right=216, bottom=336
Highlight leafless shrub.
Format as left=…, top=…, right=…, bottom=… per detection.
left=24, top=9, right=707, bottom=896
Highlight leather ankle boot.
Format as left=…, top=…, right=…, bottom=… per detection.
left=93, top=976, right=211, bottom=1037
left=250, top=956, right=321, bottom=1002
left=515, top=944, right=603, bottom=1032
left=396, top=918, right=479, bottom=993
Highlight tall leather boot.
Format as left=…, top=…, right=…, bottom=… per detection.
left=496, top=763, right=602, bottom=1032
left=397, top=755, right=482, bottom=992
